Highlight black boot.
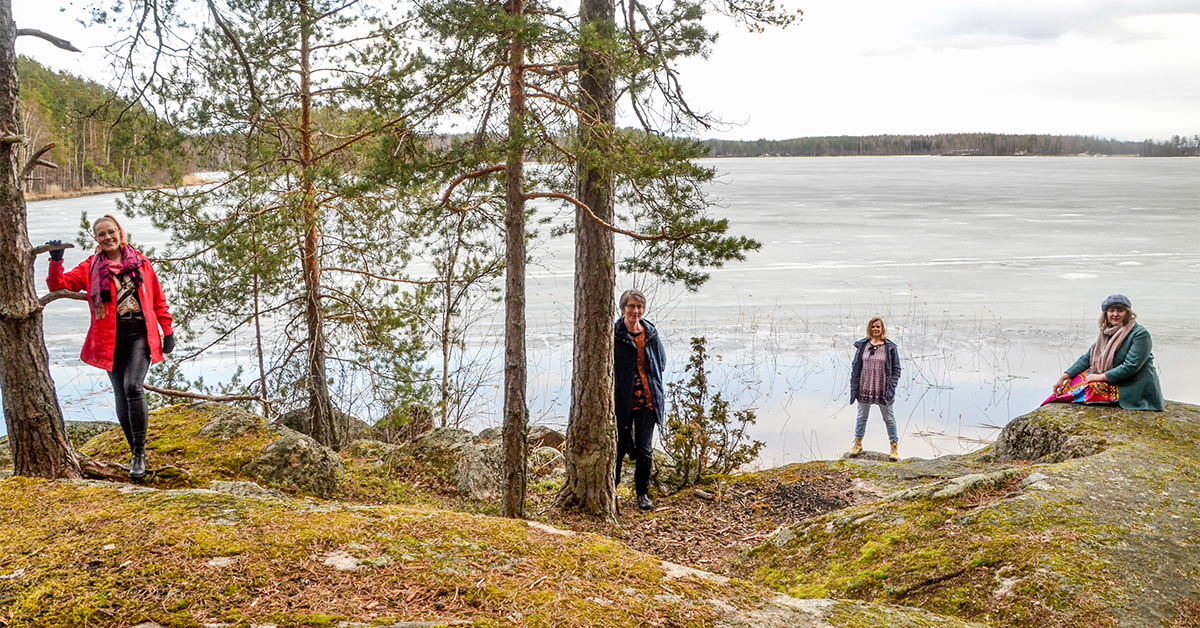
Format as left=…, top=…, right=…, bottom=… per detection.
left=129, top=433, right=147, bottom=480
left=637, top=494, right=655, bottom=512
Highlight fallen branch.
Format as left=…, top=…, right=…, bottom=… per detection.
left=144, top=384, right=265, bottom=404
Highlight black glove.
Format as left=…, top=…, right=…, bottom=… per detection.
left=46, top=240, right=66, bottom=262
left=162, top=333, right=176, bottom=355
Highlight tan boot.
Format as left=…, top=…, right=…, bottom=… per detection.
left=849, top=438, right=863, bottom=457
left=889, top=442, right=899, bottom=462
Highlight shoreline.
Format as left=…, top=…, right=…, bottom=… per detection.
left=23, top=174, right=214, bottom=203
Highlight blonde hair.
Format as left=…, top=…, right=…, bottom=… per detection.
left=1099, top=305, right=1136, bottom=329
left=92, top=214, right=128, bottom=247
left=866, top=316, right=887, bottom=341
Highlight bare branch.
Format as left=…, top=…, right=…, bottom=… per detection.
left=15, top=29, right=81, bottom=53
left=144, top=384, right=265, bottom=404
left=39, top=290, right=87, bottom=307
left=441, top=165, right=507, bottom=207
left=525, top=192, right=690, bottom=242
left=21, top=143, right=58, bottom=179
left=31, top=242, right=73, bottom=257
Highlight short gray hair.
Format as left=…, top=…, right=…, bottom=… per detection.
left=618, top=289, right=647, bottom=311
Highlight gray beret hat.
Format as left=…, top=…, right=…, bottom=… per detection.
left=1101, top=294, right=1132, bottom=311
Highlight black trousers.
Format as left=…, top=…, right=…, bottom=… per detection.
left=107, top=318, right=150, bottom=448
left=616, top=408, right=657, bottom=496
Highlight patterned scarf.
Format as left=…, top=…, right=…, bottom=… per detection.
left=89, top=245, right=143, bottom=320
left=1090, top=319, right=1134, bottom=374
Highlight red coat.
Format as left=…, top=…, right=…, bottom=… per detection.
left=48, top=253, right=174, bottom=372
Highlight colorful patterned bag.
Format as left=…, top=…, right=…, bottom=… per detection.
left=1041, top=372, right=1119, bottom=406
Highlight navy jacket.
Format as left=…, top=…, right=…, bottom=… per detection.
left=614, top=318, right=667, bottom=426
left=849, top=338, right=901, bottom=406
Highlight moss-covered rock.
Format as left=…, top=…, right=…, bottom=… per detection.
left=736, top=401, right=1200, bottom=628
left=243, top=427, right=344, bottom=498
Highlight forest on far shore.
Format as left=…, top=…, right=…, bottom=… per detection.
left=704, top=133, right=1200, bottom=158
left=18, top=54, right=1198, bottom=199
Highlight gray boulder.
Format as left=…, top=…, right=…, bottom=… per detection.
left=243, top=427, right=343, bottom=498
left=410, top=427, right=478, bottom=484
left=197, top=402, right=268, bottom=439
left=476, top=424, right=565, bottom=450
left=529, top=425, right=565, bottom=450
left=987, top=405, right=1112, bottom=463
left=456, top=442, right=505, bottom=500
left=456, top=444, right=568, bottom=499
left=0, top=437, right=10, bottom=471
left=275, top=406, right=372, bottom=448
left=65, top=421, right=120, bottom=448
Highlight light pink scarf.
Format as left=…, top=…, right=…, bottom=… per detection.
left=1091, top=320, right=1134, bottom=373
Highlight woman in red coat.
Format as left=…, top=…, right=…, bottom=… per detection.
left=46, top=214, right=174, bottom=479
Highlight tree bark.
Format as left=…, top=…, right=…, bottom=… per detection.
left=0, top=0, right=80, bottom=479
left=502, top=0, right=529, bottom=519
left=557, top=0, right=617, bottom=518
left=298, top=0, right=337, bottom=449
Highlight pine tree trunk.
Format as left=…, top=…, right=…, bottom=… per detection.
left=298, top=0, right=337, bottom=449
left=502, top=0, right=529, bottom=519
left=557, top=0, right=617, bottom=518
left=0, top=1, right=80, bottom=479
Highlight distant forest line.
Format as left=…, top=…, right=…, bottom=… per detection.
left=18, top=55, right=1198, bottom=199
left=704, top=133, right=1200, bottom=158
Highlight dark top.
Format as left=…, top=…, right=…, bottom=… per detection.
left=615, top=318, right=666, bottom=426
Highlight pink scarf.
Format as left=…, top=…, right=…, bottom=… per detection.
left=1090, top=320, right=1134, bottom=374
left=89, top=245, right=143, bottom=320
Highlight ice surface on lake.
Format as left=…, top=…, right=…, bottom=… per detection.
left=14, top=157, right=1200, bottom=464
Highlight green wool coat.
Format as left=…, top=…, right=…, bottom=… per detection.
left=1067, top=324, right=1165, bottom=411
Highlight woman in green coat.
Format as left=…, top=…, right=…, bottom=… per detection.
left=1048, top=294, right=1164, bottom=411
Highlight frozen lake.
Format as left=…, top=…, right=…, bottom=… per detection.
left=12, top=156, right=1200, bottom=464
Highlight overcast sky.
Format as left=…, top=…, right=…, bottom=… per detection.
left=14, top=0, right=1200, bottom=142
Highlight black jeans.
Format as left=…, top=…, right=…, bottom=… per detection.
left=616, top=409, right=657, bottom=497
left=107, top=318, right=151, bottom=447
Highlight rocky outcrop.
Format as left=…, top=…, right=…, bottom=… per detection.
left=409, top=427, right=477, bottom=484
left=455, top=444, right=568, bottom=500
left=65, top=421, right=120, bottom=448
left=738, top=401, right=1200, bottom=628
left=198, top=403, right=268, bottom=439
left=984, top=404, right=1113, bottom=462
left=243, top=427, right=344, bottom=499
left=274, top=406, right=372, bottom=448
left=477, top=424, right=566, bottom=450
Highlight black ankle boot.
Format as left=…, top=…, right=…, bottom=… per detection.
left=637, top=494, right=655, bottom=512
left=129, top=433, right=147, bottom=480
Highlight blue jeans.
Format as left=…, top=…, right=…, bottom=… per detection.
left=855, top=402, right=897, bottom=443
